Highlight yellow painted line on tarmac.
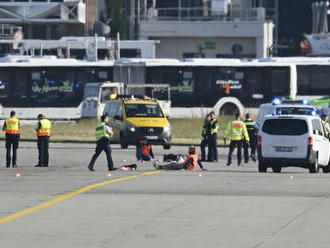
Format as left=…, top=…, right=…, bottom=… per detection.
left=0, top=170, right=164, bottom=225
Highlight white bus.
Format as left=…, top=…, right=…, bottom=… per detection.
left=0, top=55, right=114, bottom=120
left=1, top=55, right=330, bottom=120
left=114, top=57, right=330, bottom=117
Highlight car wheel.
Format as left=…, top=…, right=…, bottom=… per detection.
left=119, top=133, right=128, bottom=149
left=272, top=166, right=282, bottom=173
left=309, top=157, right=319, bottom=173
left=163, top=144, right=171, bottom=150
left=258, top=162, right=267, bottom=173
left=322, top=166, right=329, bottom=173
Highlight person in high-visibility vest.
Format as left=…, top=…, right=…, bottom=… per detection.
left=200, top=114, right=211, bottom=161
left=243, top=113, right=258, bottom=163
left=207, top=111, right=219, bottom=162
left=88, top=115, right=116, bottom=171
left=224, top=113, right=249, bottom=166
left=136, top=137, right=154, bottom=162
left=153, top=146, right=207, bottom=171
left=35, top=114, right=51, bottom=167
left=321, top=114, right=330, bottom=138
left=2, top=111, right=20, bottom=167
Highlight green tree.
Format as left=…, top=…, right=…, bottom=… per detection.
left=105, top=0, right=129, bottom=39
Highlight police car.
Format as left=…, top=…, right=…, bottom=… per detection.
left=258, top=114, right=330, bottom=173
left=257, top=98, right=317, bottom=123
left=103, top=94, right=172, bottom=149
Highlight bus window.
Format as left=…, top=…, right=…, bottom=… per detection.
left=98, top=71, right=108, bottom=80
left=297, top=65, right=330, bottom=95
left=0, top=71, right=11, bottom=99
left=13, top=70, right=30, bottom=107
left=245, top=69, right=264, bottom=95
left=30, top=68, right=82, bottom=107
left=270, top=69, right=289, bottom=95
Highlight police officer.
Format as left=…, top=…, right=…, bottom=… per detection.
left=243, top=113, right=258, bottom=163
left=321, top=114, right=330, bottom=137
left=2, top=111, right=20, bottom=167
left=88, top=114, right=115, bottom=171
left=207, top=111, right=219, bottom=162
left=200, top=114, right=210, bottom=161
left=35, top=114, right=51, bottom=167
left=224, top=113, right=249, bottom=166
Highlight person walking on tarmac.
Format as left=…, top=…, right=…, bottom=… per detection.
left=136, top=137, right=154, bottom=162
left=224, top=113, right=249, bottom=166
left=2, top=111, right=20, bottom=167
left=35, top=114, right=51, bottom=167
left=88, top=114, right=116, bottom=171
left=153, top=146, right=207, bottom=171
left=321, top=114, right=330, bottom=137
left=208, top=111, right=219, bottom=162
left=243, top=113, right=258, bottom=163
left=200, top=114, right=211, bottom=161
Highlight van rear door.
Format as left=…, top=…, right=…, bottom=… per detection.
left=261, top=118, right=309, bottom=158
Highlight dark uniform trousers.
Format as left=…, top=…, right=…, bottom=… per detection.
left=228, top=140, right=243, bottom=165
left=88, top=138, right=114, bottom=170
left=37, top=136, right=49, bottom=167
left=6, top=134, right=19, bottom=167
left=200, top=136, right=208, bottom=160
left=208, top=134, right=218, bottom=161
left=243, top=135, right=257, bottom=162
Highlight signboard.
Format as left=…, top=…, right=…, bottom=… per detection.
left=216, top=80, right=242, bottom=95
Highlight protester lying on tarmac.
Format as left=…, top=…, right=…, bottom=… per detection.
left=153, top=146, right=207, bottom=171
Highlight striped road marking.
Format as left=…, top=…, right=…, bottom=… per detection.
left=0, top=170, right=163, bottom=225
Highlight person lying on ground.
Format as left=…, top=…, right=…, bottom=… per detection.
left=153, top=146, right=207, bottom=171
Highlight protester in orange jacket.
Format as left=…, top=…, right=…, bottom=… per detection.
left=153, top=146, right=206, bottom=171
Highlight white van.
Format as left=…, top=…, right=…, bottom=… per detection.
left=258, top=115, right=330, bottom=173
left=257, top=99, right=317, bottom=124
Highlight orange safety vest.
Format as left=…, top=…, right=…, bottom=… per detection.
left=37, top=119, right=51, bottom=137
left=140, top=144, right=151, bottom=156
left=5, top=117, right=19, bottom=134
left=184, top=154, right=199, bottom=171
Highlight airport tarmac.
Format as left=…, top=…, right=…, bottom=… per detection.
left=1, top=142, right=330, bottom=248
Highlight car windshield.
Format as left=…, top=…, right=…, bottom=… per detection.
left=262, top=119, right=308, bottom=135
left=125, top=103, right=164, bottom=118
left=275, top=107, right=315, bottom=115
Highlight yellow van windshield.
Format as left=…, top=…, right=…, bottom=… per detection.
left=125, top=103, right=164, bottom=118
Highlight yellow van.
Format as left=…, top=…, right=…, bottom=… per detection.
left=103, top=95, right=172, bottom=149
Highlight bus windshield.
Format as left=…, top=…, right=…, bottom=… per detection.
left=125, top=103, right=164, bottom=118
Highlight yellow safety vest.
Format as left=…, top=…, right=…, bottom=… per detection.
left=322, top=120, right=330, bottom=136
left=210, top=118, right=219, bottom=135
left=37, top=119, right=51, bottom=136
left=5, top=117, right=19, bottom=134
left=95, top=122, right=110, bottom=142
left=224, top=120, right=250, bottom=141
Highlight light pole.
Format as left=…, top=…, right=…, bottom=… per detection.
left=274, top=0, right=279, bottom=56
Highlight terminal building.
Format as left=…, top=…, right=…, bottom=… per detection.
left=132, top=0, right=274, bottom=58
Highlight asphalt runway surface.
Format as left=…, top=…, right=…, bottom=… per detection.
left=1, top=141, right=330, bottom=248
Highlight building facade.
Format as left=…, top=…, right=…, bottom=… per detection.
left=135, top=0, right=274, bottom=58
left=0, top=0, right=101, bottom=39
